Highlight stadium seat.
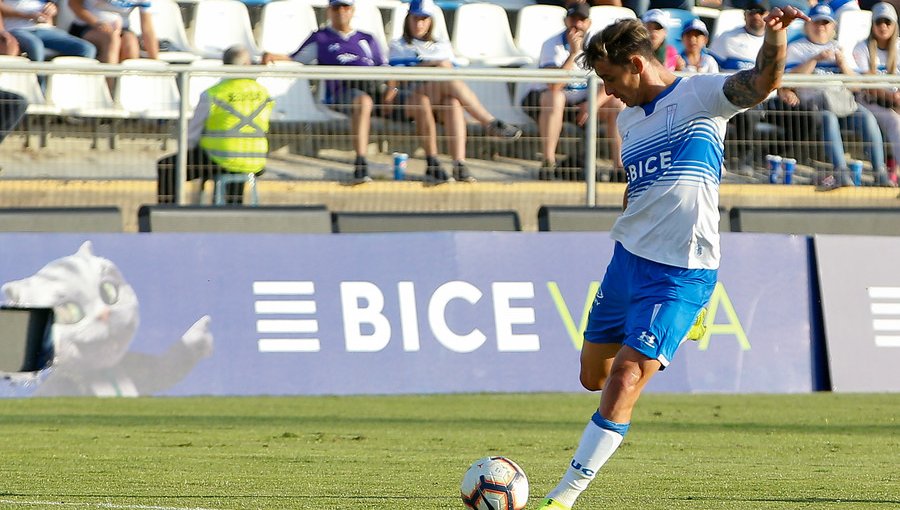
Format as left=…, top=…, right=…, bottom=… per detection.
left=45, top=56, right=130, bottom=148
left=187, top=59, right=224, bottom=110
left=0, top=307, right=54, bottom=374
left=452, top=3, right=533, bottom=67
left=711, top=8, right=744, bottom=42
left=256, top=0, right=320, bottom=55
left=588, top=5, right=637, bottom=34
left=115, top=59, right=181, bottom=120
left=332, top=211, right=522, bottom=232
left=514, top=5, right=566, bottom=63
left=837, top=9, right=872, bottom=56
left=0, top=207, right=123, bottom=232
left=190, top=0, right=262, bottom=59
left=388, top=1, right=450, bottom=43
left=137, top=205, right=333, bottom=233
left=464, top=80, right=534, bottom=127
left=128, top=0, right=199, bottom=63
left=0, top=55, right=60, bottom=147
left=258, top=61, right=348, bottom=124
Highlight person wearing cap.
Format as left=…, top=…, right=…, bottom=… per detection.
left=386, top=0, right=522, bottom=184
left=534, top=5, right=807, bottom=510
left=262, top=0, right=386, bottom=184
left=781, top=1, right=891, bottom=187
left=521, top=1, right=624, bottom=181
left=679, top=18, right=718, bottom=72
left=642, top=9, right=683, bottom=70
left=853, top=1, right=900, bottom=184
left=710, top=1, right=768, bottom=71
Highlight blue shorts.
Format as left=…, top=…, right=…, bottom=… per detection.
left=583, top=242, right=717, bottom=368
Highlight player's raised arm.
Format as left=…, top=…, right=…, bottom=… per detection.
left=723, top=6, right=809, bottom=108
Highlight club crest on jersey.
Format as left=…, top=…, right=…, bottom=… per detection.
left=666, top=104, right=677, bottom=142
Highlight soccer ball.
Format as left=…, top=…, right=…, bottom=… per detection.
left=460, top=456, right=529, bottom=510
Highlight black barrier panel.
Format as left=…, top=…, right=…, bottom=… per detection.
left=0, top=307, right=54, bottom=373
left=138, top=205, right=333, bottom=233
left=539, top=206, right=731, bottom=232
left=731, top=207, right=900, bottom=235
left=0, top=207, right=122, bottom=232
left=332, top=211, right=521, bottom=233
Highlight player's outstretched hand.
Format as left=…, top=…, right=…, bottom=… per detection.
left=764, top=6, right=809, bottom=31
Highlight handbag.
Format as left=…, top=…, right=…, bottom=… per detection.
left=822, top=85, right=859, bottom=117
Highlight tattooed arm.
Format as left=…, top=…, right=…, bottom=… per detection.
left=723, top=6, right=809, bottom=108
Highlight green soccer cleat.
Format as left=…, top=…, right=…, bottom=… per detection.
left=686, top=307, right=708, bottom=341
left=535, top=498, right=571, bottom=510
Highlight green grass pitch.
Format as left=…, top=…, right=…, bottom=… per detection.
left=0, top=393, right=897, bottom=509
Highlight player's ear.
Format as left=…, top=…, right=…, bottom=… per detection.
left=629, top=55, right=643, bottom=74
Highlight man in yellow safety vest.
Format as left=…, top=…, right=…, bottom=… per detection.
left=157, top=45, right=273, bottom=204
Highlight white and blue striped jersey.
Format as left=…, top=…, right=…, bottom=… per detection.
left=611, top=73, right=745, bottom=270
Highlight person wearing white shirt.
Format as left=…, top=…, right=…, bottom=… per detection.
left=679, top=18, right=719, bottom=73
left=535, top=7, right=804, bottom=510
left=521, top=1, right=624, bottom=181
left=385, top=0, right=521, bottom=184
left=0, top=0, right=96, bottom=62
left=853, top=1, right=900, bottom=184
left=780, top=2, right=891, bottom=187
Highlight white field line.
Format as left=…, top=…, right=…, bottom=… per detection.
left=0, top=499, right=223, bottom=510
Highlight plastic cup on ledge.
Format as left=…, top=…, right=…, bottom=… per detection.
left=766, top=155, right=782, bottom=184
left=782, top=158, right=796, bottom=184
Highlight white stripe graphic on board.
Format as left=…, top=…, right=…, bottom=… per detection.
left=253, top=281, right=319, bottom=352
left=867, top=286, right=900, bottom=299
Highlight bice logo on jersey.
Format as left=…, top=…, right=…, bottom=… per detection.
left=626, top=150, right=672, bottom=182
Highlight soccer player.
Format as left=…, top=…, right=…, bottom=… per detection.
left=535, top=6, right=808, bottom=510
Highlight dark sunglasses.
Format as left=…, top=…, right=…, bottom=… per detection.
left=746, top=8, right=767, bottom=15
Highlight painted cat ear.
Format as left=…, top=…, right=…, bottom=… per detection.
left=77, top=240, right=94, bottom=257
left=2, top=282, right=20, bottom=304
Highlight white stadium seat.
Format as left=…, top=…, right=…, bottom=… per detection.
left=515, top=5, right=566, bottom=63
left=115, top=59, right=181, bottom=119
left=349, top=0, right=389, bottom=56
left=128, top=0, right=198, bottom=63
left=0, top=55, right=60, bottom=117
left=190, top=0, right=261, bottom=59
left=187, top=59, right=224, bottom=110
left=256, top=0, right=320, bottom=55
left=452, top=3, right=533, bottom=67
left=46, top=57, right=128, bottom=118
left=712, top=8, right=745, bottom=41
left=837, top=9, right=873, bottom=56
left=588, top=5, right=637, bottom=34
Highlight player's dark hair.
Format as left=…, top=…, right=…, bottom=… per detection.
left=579, top=18, right=653, bottom=69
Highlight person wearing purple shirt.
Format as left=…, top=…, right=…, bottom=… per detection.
left=263, top=0, right=386, bottom=183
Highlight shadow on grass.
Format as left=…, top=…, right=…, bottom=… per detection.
left=679, top=496, right=900, bottom=505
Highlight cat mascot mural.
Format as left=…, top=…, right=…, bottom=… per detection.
left=1, top=241, right=213, bottom=397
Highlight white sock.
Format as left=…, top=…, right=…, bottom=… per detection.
left=546, top=411, right=629, bottom=507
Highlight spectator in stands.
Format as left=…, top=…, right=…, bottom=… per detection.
left=386, top=0, right=522, bottom=184
left=262, top=0, right=386, bottom=184
left=521, top=1, right=624, bottom=180
left=710, top=1, right=767, bottom=70
left=853, top=2, right=900, bottom=184
left=67, top=0, right=158, bottom=64
left=642, top=9, right=683, bottom=70
left=157, top=46, right=272, bottom=204
left=0, top=10, right=20, bottom=55
left=679, top=18, right=718, bottom=72
left=781, top=2, right=892, bottom=188
left=0, top=0, right=96, bottom=62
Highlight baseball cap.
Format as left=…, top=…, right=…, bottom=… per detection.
left=681, top=18, right=708, bottom=37
left=872, top=2, right=898, bottom=23
left=329, top=0, right=354, bottom=6
left=409, top=0, right=436, bottom=17
left=744, top=1, right=767, bottom=14
left=808, top=3, right=835, bottom=23
left=565, top=2, right=590, bottom=19
left=642, top=9, right=670, bottom=29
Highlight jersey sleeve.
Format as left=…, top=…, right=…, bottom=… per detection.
left=291, top=32, right=318, bottom=64
left=692, top=73, right=745, bottom=118
left=388, top=39, right=419, bottom=66
left=852, top=40, right=869, bottom=73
